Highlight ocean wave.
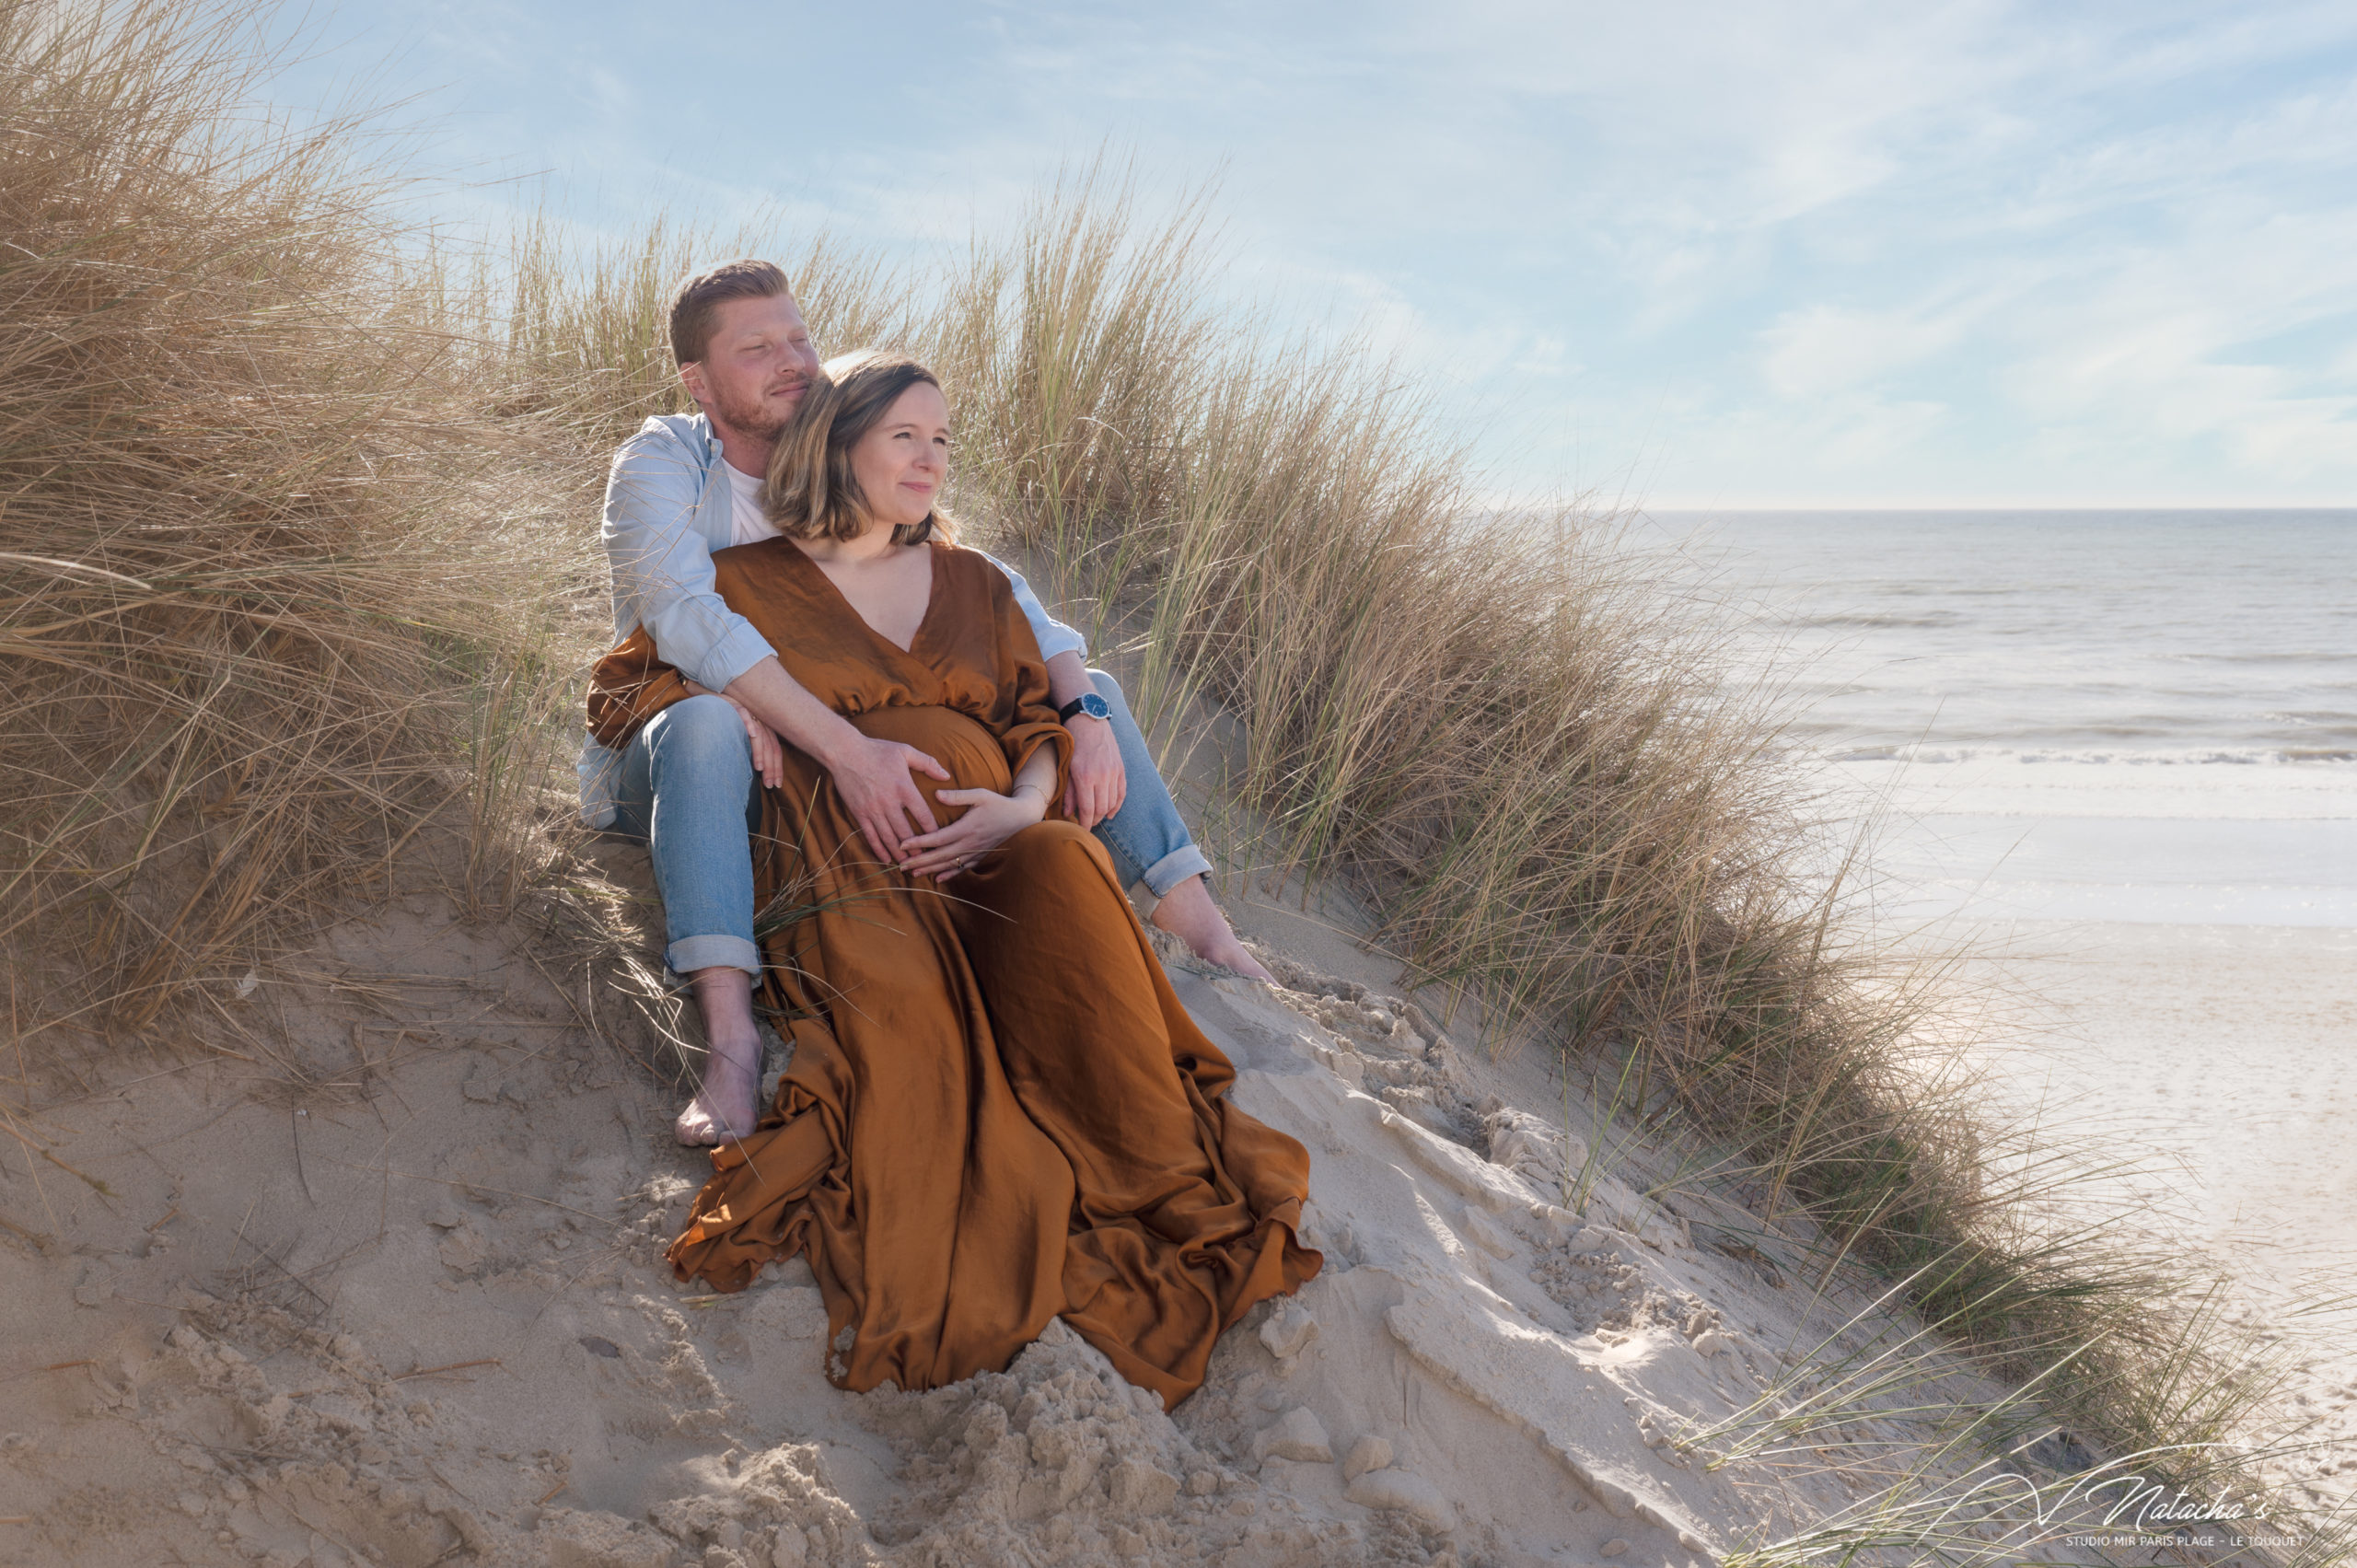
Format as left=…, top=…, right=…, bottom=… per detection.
left=2166, top=650, right=2357, bottom=666
left=1824, top=744, right=2357, bottom=767
left=1791, top=611, right=1966, bottom=629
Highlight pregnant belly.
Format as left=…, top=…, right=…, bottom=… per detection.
left=848, top=704, right=1013, bottom=824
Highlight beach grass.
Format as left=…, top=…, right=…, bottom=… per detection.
left=0, top=0, right=590, bottom=1046
left=0, top=2, right=2336, bottom=1560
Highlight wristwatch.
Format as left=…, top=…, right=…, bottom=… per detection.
left=1058, top=692, right=1112, bottom=725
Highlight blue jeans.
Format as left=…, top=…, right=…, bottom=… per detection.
left=606, top=696, right=764, bottom=979
left=604, top=674, right=1209, bottom=979
left=1084, top=669, right=1213, bottom=897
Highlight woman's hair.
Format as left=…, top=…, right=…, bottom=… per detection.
left=763, top=350, right=958, bottom=547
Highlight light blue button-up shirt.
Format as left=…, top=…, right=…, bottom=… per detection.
left=578, top=412, right=1086, bottom=827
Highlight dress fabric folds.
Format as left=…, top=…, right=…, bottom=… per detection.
left=587, top=539, right=1318, bottom=1408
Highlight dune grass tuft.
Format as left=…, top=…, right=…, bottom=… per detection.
left=0, top=0, right=568, bottom=1037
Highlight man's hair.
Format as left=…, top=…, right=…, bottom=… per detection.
left=668, top=259, right=792, bottom=367
left=764, top=350, right=958, bottom=548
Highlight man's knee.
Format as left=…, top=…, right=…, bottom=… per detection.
left=1006, top=819, right=1113, bottom=877
left=647, top=694, right=753, bottom=778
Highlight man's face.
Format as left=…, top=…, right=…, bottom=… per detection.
left=680, top=293, right=821, bottom=443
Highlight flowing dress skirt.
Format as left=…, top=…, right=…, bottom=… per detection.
left=666, top=702, right=1318, bottom=1408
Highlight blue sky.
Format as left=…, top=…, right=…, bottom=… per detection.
left=280, top=1, right=2357, bottom=507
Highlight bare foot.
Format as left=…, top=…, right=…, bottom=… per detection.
left=675, top=967, right=765, bottom=1146
left=674, top=1031, right=761, bottom=1146
left=1151, top=876, right=1276, bottom=983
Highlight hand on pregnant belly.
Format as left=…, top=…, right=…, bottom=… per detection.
left=899, top=784, right=1049, bottom=881
left=843, top=704, right=1039, bottom=880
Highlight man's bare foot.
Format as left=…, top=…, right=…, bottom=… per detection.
left=1151, top=875, right=1275, bottom=982
left=674, top=1030, right=761, bottom=1145
left=675, top=967, right=765, bottom=1146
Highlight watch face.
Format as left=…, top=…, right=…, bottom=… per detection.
left=1079, top=692, right=1111, bottom=721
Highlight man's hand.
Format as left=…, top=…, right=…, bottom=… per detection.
left=715, top=657, right=951, bottom=865
left=1061, top=714, right=1127, bottom=828
left=830, top=733, right=952, bottom=866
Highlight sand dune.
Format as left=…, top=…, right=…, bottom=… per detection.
left=0, top=870, right=2164, bottom=1568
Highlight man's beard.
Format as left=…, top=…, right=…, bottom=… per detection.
left=714, top=380, right=801, bottom=442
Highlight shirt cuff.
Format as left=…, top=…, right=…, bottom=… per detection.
left=1031, top=622, right=1087, bottom=664
left=688, top=622, right=778, bottom=694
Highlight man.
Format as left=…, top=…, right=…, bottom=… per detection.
left=584, top=259, right=1271, bottom=1144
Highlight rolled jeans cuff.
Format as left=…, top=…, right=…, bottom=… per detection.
left=1139, top=843, right=1213, bottom=900
left=610, top=695, right=762, bottom=983
left=667, top=934, right=761, bottom=980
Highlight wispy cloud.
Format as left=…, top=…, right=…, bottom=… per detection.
left=268, top=0, right=2357, bottom=505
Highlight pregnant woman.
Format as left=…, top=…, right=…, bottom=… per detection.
left=587, top=351, right=1317, bottom=1407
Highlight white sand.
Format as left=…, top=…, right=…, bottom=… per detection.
left=1967, top=923, right=2355, bottom=1252
left=1961, top=919, right=2357, bottom=1505
left=0, top=871, right=2222, bottom=1567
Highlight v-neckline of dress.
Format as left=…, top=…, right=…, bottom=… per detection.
left=785, top=539, right=941, bottom=658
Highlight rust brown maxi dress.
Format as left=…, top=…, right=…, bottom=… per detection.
left=587, top=538, right=1318, bottom=1409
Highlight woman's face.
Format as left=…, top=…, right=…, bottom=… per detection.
left=849, top=381, right=950, bottom=537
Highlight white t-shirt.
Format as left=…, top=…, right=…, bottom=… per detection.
left=724, top=460, right=780, bottom=547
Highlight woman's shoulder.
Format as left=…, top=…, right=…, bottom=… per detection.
left=715, top=535, right=795, bottom=562
left=930, top=540, right=1013, bottom=594
left=713, top=535, right=803, bottom=576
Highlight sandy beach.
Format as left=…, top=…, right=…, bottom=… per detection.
left=1968, top=922, right=2356, bottom=1263
left=1659, top=505, right=2357, bottom=1518
left=1963, top=920, right=2357, bottom=1503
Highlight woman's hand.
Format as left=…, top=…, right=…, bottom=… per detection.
left=685, top=678, right=784, bottom=789
left=898, top=785, right=1049, bottom=881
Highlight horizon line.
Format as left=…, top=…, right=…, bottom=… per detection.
left=1618, top=499, right=2357, bottom=514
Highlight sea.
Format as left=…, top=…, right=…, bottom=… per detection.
left=1646, top=508, right=2357, bottom=930
left=1645, top=508, right=2357, bottom=1420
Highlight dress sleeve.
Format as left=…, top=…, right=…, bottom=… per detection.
left=586, top=625, right=692, bottom=749
left=982, top=561, right=1071, bottom=805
